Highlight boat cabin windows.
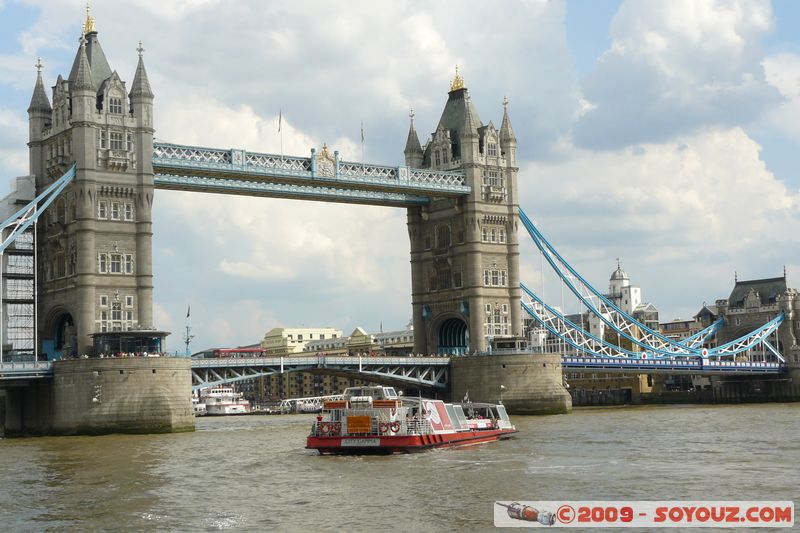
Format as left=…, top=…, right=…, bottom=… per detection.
left=496, top=404, right=510, bottom=422
left=453, top=405, right=468, bottom=426
left=445, top=404, right=464, bottom=430
left=342, top=386, right=398, bottom=401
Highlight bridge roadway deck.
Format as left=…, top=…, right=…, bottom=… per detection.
left=0, top=356, right=786, bottom=388
left=190, top=355, right=451, bottom=391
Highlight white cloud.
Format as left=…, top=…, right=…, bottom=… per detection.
left=124, top=0, right=222, bottom=20
left=219, top=260, right=296, bottom=281
left=0, top=55, right=35, bottom=91
left=0, top=108, right=28, bottom=177
left=763, top=52, right=800, bottom=142
left=575, top=0, right=780, bottom=149
left=521, top=126, right=799, bottom=318
left=153, top=302, right=172, bottom=330
left=203, top=301, right=281, bottom=348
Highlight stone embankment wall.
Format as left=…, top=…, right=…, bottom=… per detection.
left=570, top=364, right=800, bottom=407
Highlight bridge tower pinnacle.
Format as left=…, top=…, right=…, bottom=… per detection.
left=29, top=14, right=156, bottom=358
left=403, top=108, right=423, bottom=168
left=407, top=71, right=522, bottom=355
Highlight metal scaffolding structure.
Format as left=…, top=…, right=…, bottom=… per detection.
left=0, top=164, right=75, bottom=363
left=1, top=226, right=35, bottom=360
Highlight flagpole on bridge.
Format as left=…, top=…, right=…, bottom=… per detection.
left=360, top=120, right=365, bottom=163
left=278, top=110, right=283, bottom=160
left=184, top=305, right=194, bottom=357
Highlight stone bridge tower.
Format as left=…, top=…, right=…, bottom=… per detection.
left=405, top=71, right=522, bottom=354
left=27, top=12, right=155, bottom=357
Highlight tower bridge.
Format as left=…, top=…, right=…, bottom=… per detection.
left=12, top=17, right=520, bottom=363
left=1, top=10, right=798, bottom=435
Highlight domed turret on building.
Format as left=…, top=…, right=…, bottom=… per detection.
left=610, top=265, right=628, bottom=281
left=586, top=261, right=659, bottom=342
left=608, top=260, right=631, bottom=297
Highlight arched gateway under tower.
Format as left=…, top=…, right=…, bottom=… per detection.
left=405, top=72, right=522, bottom=354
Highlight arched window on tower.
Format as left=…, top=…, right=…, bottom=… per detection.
left=55, top=198, right=66, bottom=225
left=436, top=225, right=451, bottom=249
left=108, top=92, right=123, bottom=114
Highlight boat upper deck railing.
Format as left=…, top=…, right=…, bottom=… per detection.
left=313, top=411, right=434, bottom=437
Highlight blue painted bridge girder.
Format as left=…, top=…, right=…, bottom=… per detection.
left=189, top=356, right=451, bottom=392
left=152, top=142, right=471, bottom=206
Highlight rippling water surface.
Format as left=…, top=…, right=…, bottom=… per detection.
left=1, top=403, right=797, bottom=531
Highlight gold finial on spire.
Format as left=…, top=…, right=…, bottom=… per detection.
left=450, top=65, right=464, bottom=91
left=83, top=3, right=96, bottom=34
left=137, top=41, right=145, bottom=57
left=409, top=107, right=415, bottom=123
left=502, top=96, right=509, bottom=109
left=35, top=57, right=43, bottom=73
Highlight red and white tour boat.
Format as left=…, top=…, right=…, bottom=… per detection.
left=306, top=385, right=517, bottom=454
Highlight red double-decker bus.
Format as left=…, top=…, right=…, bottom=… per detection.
left=212, top=347, right=267, bottom=358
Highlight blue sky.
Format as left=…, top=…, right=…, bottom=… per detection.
left=0, top=0, right=798, bottom=352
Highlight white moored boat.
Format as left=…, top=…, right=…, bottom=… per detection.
left=200, top=386, right=252, bottom=415
left=191, top=393, right=207, bottom=416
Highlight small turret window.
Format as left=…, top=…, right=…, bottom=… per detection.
left=488, top=143, right=498, bottom=157
left=109, top=97, right=123, bottom=114
left=435, top=150, right=441, bottom=166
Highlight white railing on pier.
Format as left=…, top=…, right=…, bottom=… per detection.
left=0, top=360, right=53, bottom=379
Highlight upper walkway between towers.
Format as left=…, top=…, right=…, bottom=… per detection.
left=151, top=142, right=471, bottom=207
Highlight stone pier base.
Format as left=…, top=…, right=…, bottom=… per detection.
left=51, top=357, right=194, bottom=435
left=451, top=353, right=572, bottom=415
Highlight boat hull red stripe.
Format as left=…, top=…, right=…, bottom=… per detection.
left=306, top=429, right=518, bottom=455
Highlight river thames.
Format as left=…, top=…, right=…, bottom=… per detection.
left=0, top=403, right=797, bottom=531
